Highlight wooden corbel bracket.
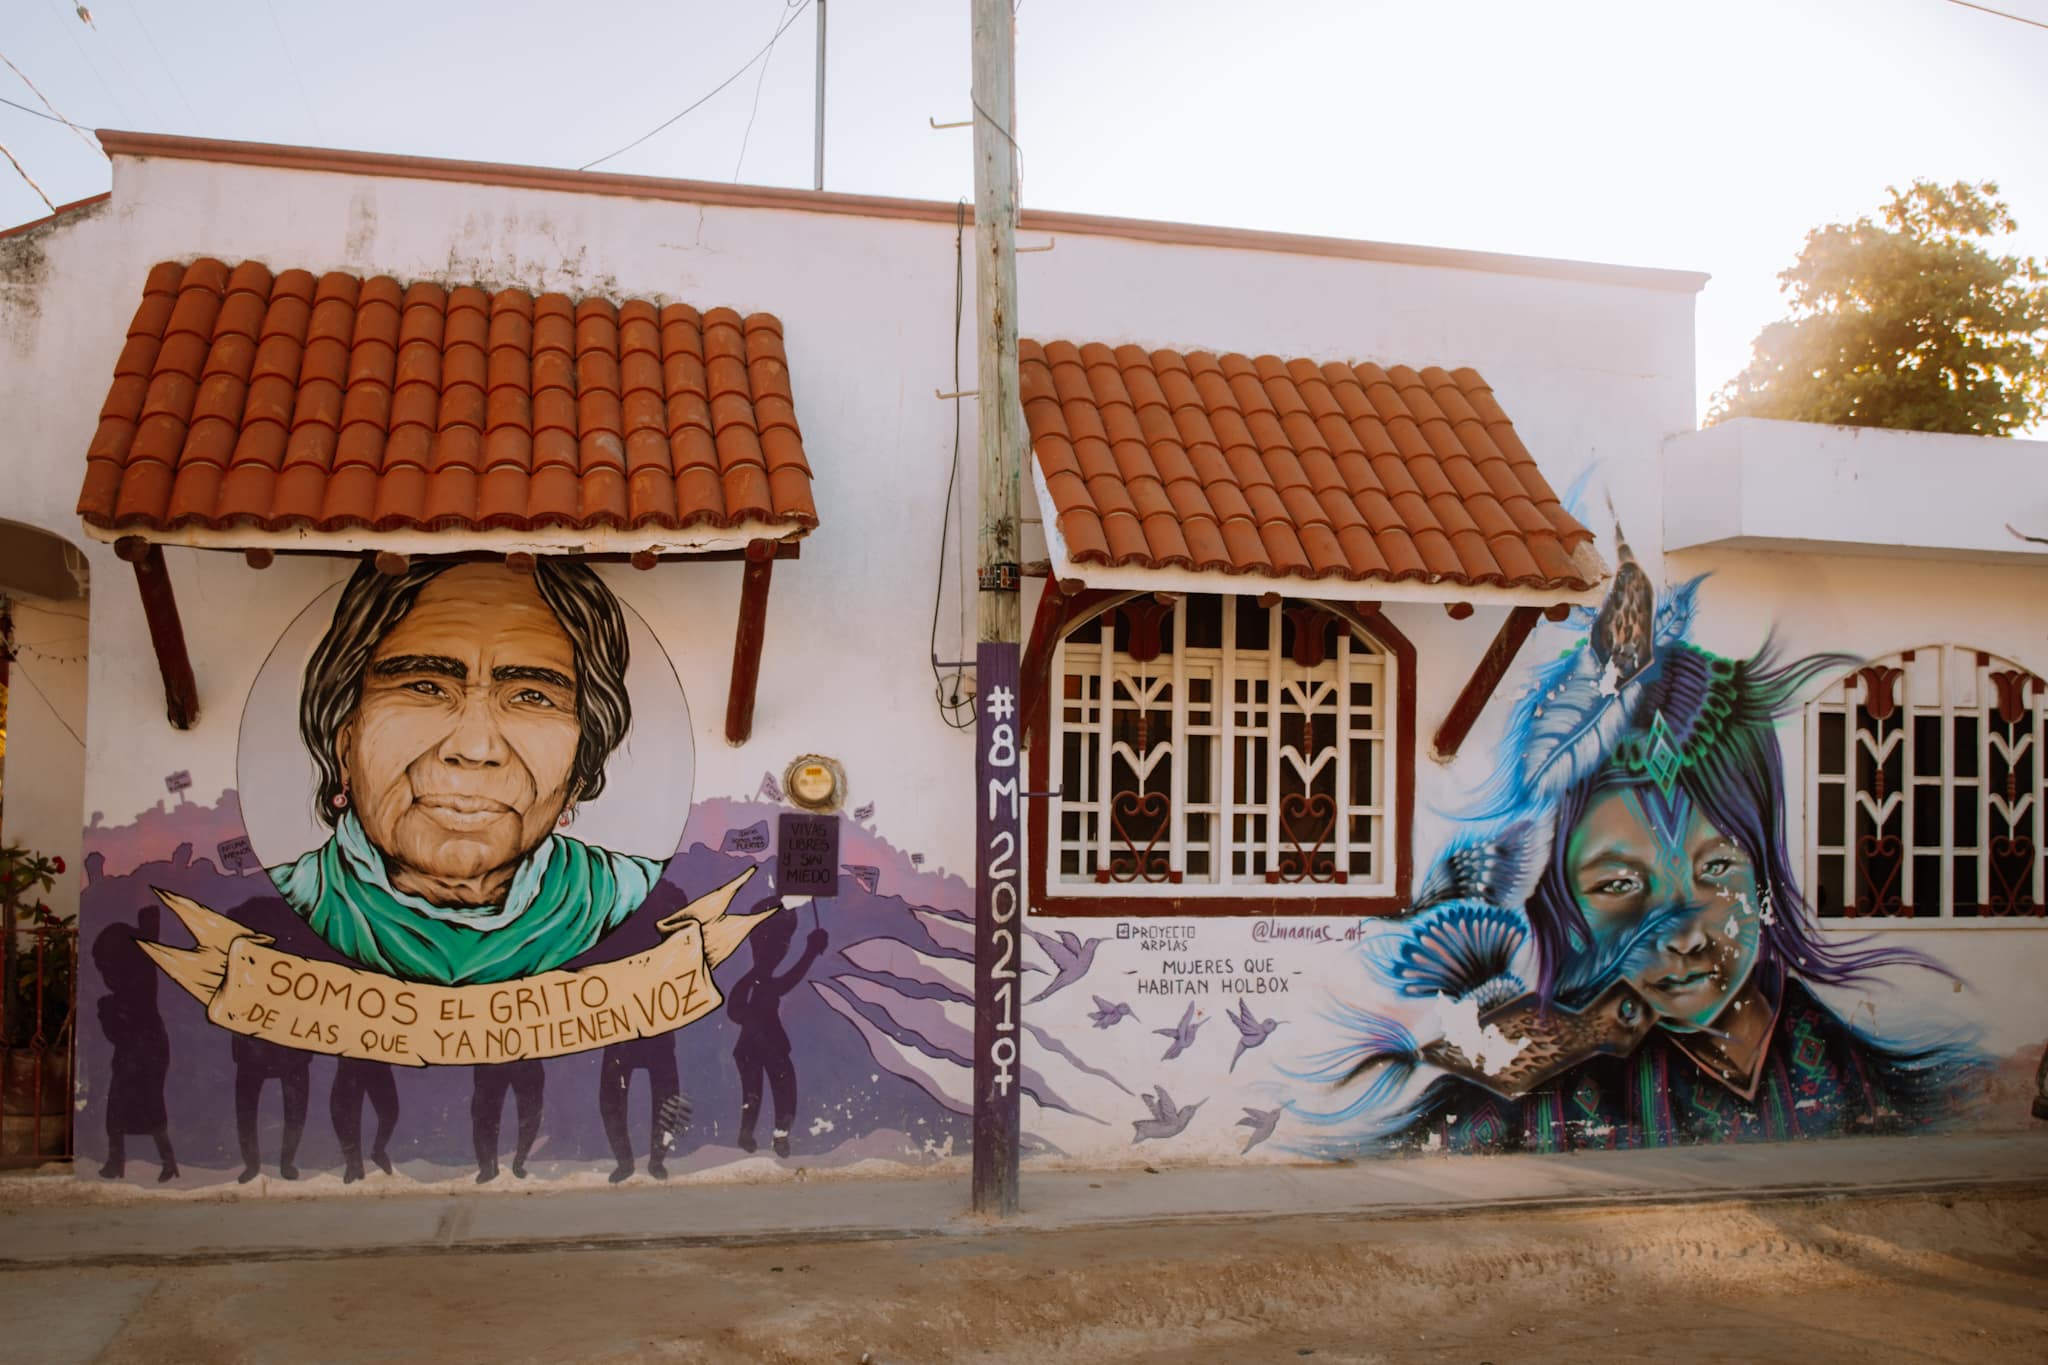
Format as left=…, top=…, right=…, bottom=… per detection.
left=724, top=538, right=778, bottom=745
left=115, top=536, right=199, bottom=730
left=1431, top=604, right=1569, bottom=761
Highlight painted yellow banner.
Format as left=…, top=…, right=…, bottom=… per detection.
left=138, top=869, right=773, bottom=1067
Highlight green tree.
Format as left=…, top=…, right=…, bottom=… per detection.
left=1710, top=180, right=2048, bottom=436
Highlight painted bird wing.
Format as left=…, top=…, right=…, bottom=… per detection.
left=1026, top=927, right=1071, bottom=966
left=1413, top=823, right=1542, bottom=911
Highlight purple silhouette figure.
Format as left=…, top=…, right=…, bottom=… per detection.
left=728, top=907, right=828, bottom=1158
left=599, top=1034, right=683, bottom=1181
left=1154, top=1001, right=1206, bottom=1061
left=1131, top=1087, right=1204, bottom=1143
left=472, top=1059, right=544, bottom=1182
left=1226, top=999, right=1282, bottom=1072
left=1089, top=996, right=1137, bottom=1029
left=232, top=1033, right=309, bottom=1182
left=330, top=1058, right=397, bottom=1183
left=1025, top=928, right=1101, bottom=1004
left=93, top=905, right=177, bottom=1182
left=1236, top=1106, right=1282, bottom=1153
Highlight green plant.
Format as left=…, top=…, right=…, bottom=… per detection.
left=1, top=843, right=73, bottom=1051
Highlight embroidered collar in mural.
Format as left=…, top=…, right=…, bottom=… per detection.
left=269, top=812, right=664, bottom=986
left=323, top=810, right=554, bottom=931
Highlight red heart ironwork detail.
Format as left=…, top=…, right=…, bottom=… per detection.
left=1851, top=833, right=1906, bottom=917
left=1107, top=790, right=1174, bottom=883
left=1986, top=834, right=2041, bottom=916
left=1273, top=791, right=1343, bottom=885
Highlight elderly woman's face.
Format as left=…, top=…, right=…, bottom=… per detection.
left=338, top=565, right=581, bottom=904
left=1565, top=787, right=1764, bottom=1030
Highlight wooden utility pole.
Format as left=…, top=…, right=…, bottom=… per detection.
left=969, top=0, right=1023, bottom=1218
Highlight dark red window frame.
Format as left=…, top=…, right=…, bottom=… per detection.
left=1026, top=594, right=1415, bottom=919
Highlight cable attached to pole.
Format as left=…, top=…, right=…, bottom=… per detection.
left=929, top=200, right=976, bottom=730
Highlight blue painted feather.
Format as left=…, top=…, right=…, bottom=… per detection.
left=1414, top=820, right=1543, bottom=909
left=1370, top=901, right=1528, bottom=1003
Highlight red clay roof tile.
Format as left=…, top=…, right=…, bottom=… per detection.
left=77, top=260, right=818, bottom=541
left=1023, top=341, right=1600, bottom=591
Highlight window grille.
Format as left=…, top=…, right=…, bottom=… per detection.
left=1048, top=594, right=1398, bottom=901
left=1805, top=645, right=2045, bottom=920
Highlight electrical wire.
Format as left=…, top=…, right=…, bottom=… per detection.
left=6, top=659, right=84, bottom=748
left=0, top=51, right=103, bottom=155
left=1943, top=0, right=2048, bottom=29
left=118, top=0, right=199, bottom=130
left=43, top=0, right=132, bottom=126
left=733, top=0, right=803, bottom=181
left=260, top=0, right=325, bottom=140
left=0, top=93, right=89, bottom=129
left=582, top=0, right=815, bottom=172
left=929, top=200, right=976, bottom=731
left=71, top=1, right=157, bottom=132
left=970, top=93, right=1023, bottom=191
left=0, top=135, right=55, bottom=211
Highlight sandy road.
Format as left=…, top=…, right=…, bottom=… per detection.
left=4, top=1189, right=2043, bottom=1364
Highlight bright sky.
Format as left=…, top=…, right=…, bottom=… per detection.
left=3, top=0, right=2044, bottom=424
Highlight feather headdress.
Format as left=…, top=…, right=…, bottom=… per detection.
left=1467, top=516, right=1704, bottom=824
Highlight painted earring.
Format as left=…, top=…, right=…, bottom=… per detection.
left=558, top=807, right=575, bottom=829
left=331, top=785, right=349, bottom=811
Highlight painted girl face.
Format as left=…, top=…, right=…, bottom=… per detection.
left=1564, top=787, right=1764, bottom=1030
left=338, top=565, right=582, bottom=904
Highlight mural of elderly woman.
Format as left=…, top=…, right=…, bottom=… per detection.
left=267, top=559, right=662, bottom=986
left=1302, top=556, right=1982, bottom=1154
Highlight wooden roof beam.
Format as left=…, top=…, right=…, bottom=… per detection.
left=115, top=536, right=199, bottom=730
left=1431, top=605, right=1568, bottom=762
left=724, top=540, right=777, bottom=746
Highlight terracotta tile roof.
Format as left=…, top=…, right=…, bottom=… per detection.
left=1022, top=341, right=1603, bottom=592
left=77, top=259, right=817, bottom=543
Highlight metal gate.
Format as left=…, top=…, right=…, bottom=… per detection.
left=1, top=886, right=76, bottom=1166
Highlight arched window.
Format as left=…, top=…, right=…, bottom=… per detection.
left=1030, top=592, right=1413, bottom=915
left=1805, top=645, right=2045, bottom=920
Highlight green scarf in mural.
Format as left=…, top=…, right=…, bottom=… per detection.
left=272, top=812, right=663, bottom=986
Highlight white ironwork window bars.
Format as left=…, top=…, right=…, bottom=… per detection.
left=1805, top=645, right=2044, bottom=921
left=1050, top=594, right=1397, bottom=901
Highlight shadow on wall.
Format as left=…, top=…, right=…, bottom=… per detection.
left=74, top=799, right=997, bottom=1184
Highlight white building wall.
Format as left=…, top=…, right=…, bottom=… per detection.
left=5, top=151, right=1697, bottom=888
left=4, top=145, right=2029, bottom=1183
